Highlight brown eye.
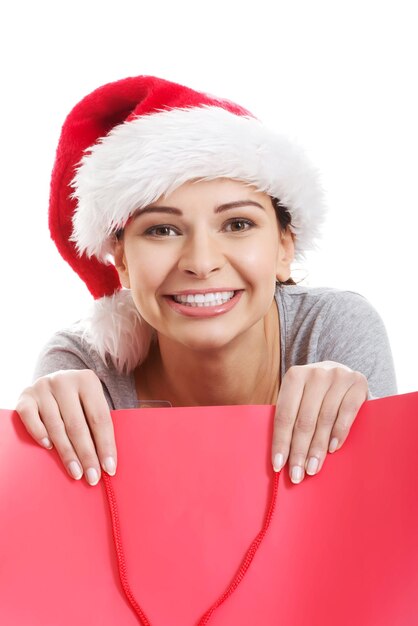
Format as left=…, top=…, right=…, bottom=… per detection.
left=144, top=225, right=179, bottom=237
left=224, top=219, right=254, bottom=232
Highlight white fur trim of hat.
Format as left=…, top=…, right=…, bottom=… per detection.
left=71, top=106, right=325, bottom=262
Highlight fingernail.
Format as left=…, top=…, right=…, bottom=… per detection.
left=86, top=468, right=100, bottom=486
left=273, top=452, right=284, bottom=472
left=40, top=437, right=53, bottom=449
left=329, top=438, right=339, bottom=453
left=291, top=465, right=303, bottom=484
left=68, top=461, right=83, bottom=480
left=102, top=456, right=116, bottom=476
left=306, top=456, right=319, bottom=475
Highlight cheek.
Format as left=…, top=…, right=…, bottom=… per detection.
left=125, top=242, right=173, bottom=286
left=238, top=237, right=280, bottom=278
left=123, top=246, right=176, bottom=322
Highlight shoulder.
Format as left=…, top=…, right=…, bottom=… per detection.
left=34, top=321, right=112, bottom=380
left=276, top=284, right=380, bottom=331
left=276, top=284, right=384, bottom=329
left=275, top=284, right=397, bottom=398
left=276, top=283, right=372, bottom=310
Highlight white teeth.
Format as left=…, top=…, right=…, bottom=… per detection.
left=173, top=291, right=235, bottom=306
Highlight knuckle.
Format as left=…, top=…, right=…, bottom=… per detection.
left=21, top=420, right=44, bottom=441
left=318, top=410, right=336, bottom=426
left=79, top=453, right=100, bottom=469
left=335, top=419, right=352, bottom=435
left=61, top=448, right=80, bottom=464
left=64, top=418, right=88, bottom=438
left=274, top=411, right=294, bottom=428
left=331, top=368, right=346, bottom=383
left=312, top=367, right=328, bottom=382
left=34, top=376, right=52, bottom=393
left=288, top=450, right=307, bottom=466
left=284, top=365, right=303, bottom=382
left=308, top=437, right=328, bottom=456
left=15, top=396, right=33, bottom=416
left=294, top=415, right=315, bottom=433
left=88, top=412, right=111, bottom=428
left=46, top=421, right=66, bottom=440
left=353, top=371, right=368, bottom=387
left=48, top=369, right=79, bottom=387
left=79, top=369, right=101, bottom=387
left=81, top=368, right=98, bottom=381
left=342, top=399, right=361, bottom=417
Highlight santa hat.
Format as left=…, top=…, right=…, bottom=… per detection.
left=49, top=75, right=326, bottom=374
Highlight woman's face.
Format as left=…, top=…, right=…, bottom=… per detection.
left=114, top=178, right=294, bottom=352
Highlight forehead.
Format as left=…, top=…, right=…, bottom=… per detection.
left=150, top=178, right=271, bottom=209
left=121, top=179, right=277, bottom=233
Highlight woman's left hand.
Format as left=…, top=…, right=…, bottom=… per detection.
left=271, top=361, right=368, bottom=483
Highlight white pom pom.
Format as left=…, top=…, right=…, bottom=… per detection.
left=79, top=290, right=154, bottom=374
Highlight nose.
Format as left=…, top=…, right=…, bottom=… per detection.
left=177, top=230, right=225, bottom=278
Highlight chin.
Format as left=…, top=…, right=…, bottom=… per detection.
left=168, top=325, right=252, bottom=354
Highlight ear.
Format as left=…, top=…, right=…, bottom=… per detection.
left=276, top=229, right=295, bottom=282
left=113, top=237, right=131, bottom=289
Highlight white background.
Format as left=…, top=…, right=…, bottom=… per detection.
left=0, top=0, right=416, bottom=408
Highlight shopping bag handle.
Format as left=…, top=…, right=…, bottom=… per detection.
left=103, top=470, right=280, bottom=625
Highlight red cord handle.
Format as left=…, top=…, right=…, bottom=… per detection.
left=103, top=470, right=280, bottom=625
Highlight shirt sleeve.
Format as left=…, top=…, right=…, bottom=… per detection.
left=32, top=328, right=115, bottom=408
left=31, top=327, right=136, bottom=410
left=315, top=291, right=397, bottom=398
left=33, top=329, right=96, bottom=381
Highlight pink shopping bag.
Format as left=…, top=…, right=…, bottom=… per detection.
left=1, top=392, right=417, bottom=625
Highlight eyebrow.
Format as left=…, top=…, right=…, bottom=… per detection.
left=130, top=200, right=266, bottom=219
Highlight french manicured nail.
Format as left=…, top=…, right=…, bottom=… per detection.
left=273, top=453, right=284, bottom=472
left=306, top=456, right=319, bottom=475
left=102, top=456, right=116, bottom=476
left=68, top=461, right=83, bottom=480
left=86, top=468, right=100, bottom=486
left=329, top=438, right=339, bottom=453
left=40, top=437, right=53, bottom=449
left=291, top=465, right=303, bottom=484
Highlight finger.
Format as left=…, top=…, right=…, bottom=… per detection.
left=80, top=378, right=117, bottom=477
left=304, top=374, right=355, bottom=476
left=51, top=385, right=103, bottom=487
left=271, top=366, right=305, bottom=473
left=328, top=373, right=368, bottom=453
left=15, top=393, right=54, bottom=449
left=36, top=392, right=85, bottom=482
left=287, top=368, right=331, bottom=484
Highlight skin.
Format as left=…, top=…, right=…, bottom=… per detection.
left=16, top=178, right=368, bottom=486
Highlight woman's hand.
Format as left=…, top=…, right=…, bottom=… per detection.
left=271, top=361, right=368, bottom=483
left=15, top=370, right=116, bottom=486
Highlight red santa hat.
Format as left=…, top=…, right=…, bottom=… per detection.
left=49, top=75, right=326, bottom=373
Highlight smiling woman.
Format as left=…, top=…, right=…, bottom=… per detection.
left=115, top=180, right=289, bottom=335
left=113, top=179, right=291, bottom=406
left=15, top=75, right=396, bottom=489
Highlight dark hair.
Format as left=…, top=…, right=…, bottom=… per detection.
left=271, top=197, right=292, bottom=232
left=271, top=197, right=296, bottom=286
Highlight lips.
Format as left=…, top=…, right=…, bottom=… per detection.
left=172, top=291, right=235, bottom=307
left=164, top=290, right=243, bottom=318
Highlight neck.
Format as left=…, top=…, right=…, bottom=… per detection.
left=135, top=301, right=280, bottom=407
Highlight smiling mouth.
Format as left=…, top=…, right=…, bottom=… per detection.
left=171, top=291, right=236, bottom=307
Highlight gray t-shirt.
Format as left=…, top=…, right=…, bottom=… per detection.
left=33, top=285, right=397, bottom=409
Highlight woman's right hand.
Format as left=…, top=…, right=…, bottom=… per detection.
left=15, top=370, right=117, bottom=486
